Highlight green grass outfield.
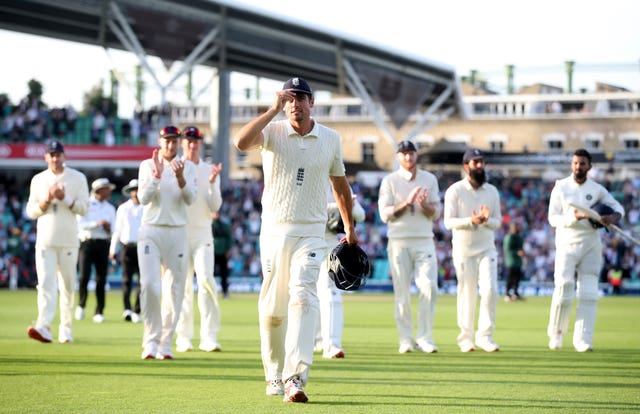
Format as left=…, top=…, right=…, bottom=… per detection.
left=1, top=290, right=639, bottom=414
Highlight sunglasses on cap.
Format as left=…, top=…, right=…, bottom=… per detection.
left=159, top=126, right=181, bottom=138
left=182, top=126, right=202, bottom=139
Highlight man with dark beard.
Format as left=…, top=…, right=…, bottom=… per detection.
left=444, top=148, right=502, bottom=353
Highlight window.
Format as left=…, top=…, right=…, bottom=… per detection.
left=361, top=142, right=375, bottom=163
left=489, top=141, right=504, bottom=152
left=619, top=132, right=640, bottom=150
left=543, top=133, right=566, bottom=152
left=486, top=134, right=507, bottom=153
left=624, top=139, right=639, bottom=149
left=547, top=140, right=564, bottom=150
left=581, top=133, right=604, bottom=151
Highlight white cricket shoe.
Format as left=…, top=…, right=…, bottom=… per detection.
left=416, top=339, right=438, bottom=353
left=322, top=346, right=345, bottom=359
left=122, top=309, right=133, bottom=321
left=459, top=340, right=475, bottom=353
left=199, top=341, right=222, bottom=352
left=92, top=314, right=105, bottom=323
left=548, top=335, right=563, bottom=350
left=131, top=313, right=141, bottom=323
left=265, top=379, right=284, bottom=396
left=398, top=343, right=414, bottom=354
left=176, top=338, right=194, bottom=353
left=141, top=342, right=158, bottom=360
left=155, top=352, right=174, bottom=360
left=476, top=338, right=500, bottom=352
left=574, top=341, right=593, bottom=353
left=27, top=325, right=52, bottom=343
left=74, top=306, right=85, bottom=321
left=283, top=376, right=308, bottom=403
left=59, top=328, right=73, bottom=343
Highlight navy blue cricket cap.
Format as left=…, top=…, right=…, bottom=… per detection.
left=396, top=140, right=417, bottom=153
left=283, top=77, right=313, bottom=97
left=182, top=126, right=203, bottom=140
left=47, top=140, right=65, bottom=154
left=463, top=148, right=484, bottom=163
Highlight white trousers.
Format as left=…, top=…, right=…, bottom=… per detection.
left=548, top=238, right=602, bottom=347
left=452, top=249, right=498, bottom=346
left=176, top=228, right=221, bottom=345
left=316, top=236, right=343, bottom=354
left=138, top=224, right=188, bottom=355
left=387, top=239, right=438, bottom=347
left=34, top=245, right=78, bottom=340
left=259, top=233, right=325, bottom=384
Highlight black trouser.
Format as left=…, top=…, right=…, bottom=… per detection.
left=215, top=253, right=229, bottom=296
left=121, top=243, right=141, bottom=313
left=78, top=238, right=109, bottom=314
left=505, top=266, right=523, bottom=297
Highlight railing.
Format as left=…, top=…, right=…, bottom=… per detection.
left=171, top=93, right=640, bottom=124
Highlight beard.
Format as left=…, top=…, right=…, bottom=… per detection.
left=469, top=168, right=486, bottom=186
left=573, top=170, right=587, bottom=181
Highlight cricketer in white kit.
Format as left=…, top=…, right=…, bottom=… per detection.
left=137, top=126, right=197, bottom=360
left=315, top=188, right=365, bottom=359
left=547, top=148, right=623, bottom=352
left=175, top=126, right=224, bottom=353
left=234, top=77, right=357, bottom=403
left=378, top=140, right=442, bottom=355
left=443, top=148, right=501, bottom=353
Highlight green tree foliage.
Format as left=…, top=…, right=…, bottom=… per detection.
left=27, top=79, right=43, bottom=100
left=82, top=82, right=118, bottom=117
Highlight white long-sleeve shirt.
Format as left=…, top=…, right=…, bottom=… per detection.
left=186, top=158, right=223, bottom=231
left=548, top=175, right=624, bottom=246
left=137, top=157, right=197, bottom=226
left=109, top=199, right=143, bottom=256
left=378, top=168, right=441, bottom=240
left=444, top=178, right=501, bottom=257
left=77, top=195, right=116, bottom=241
left=26, top=166, right=90, bottom=248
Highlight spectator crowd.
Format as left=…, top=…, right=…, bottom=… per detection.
left=0, top=94, right=172, bottom=146
left=2, top=170, right=640, bottom=292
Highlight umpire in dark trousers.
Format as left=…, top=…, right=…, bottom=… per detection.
left=76, top=178, right=116, bottom=323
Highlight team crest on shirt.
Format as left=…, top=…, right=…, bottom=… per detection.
left=586, top=194, right=593, bottom=201
left=296, top=168, right=305, bottom=186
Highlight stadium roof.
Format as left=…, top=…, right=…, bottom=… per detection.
left=0, top=0, right=465, bottom=130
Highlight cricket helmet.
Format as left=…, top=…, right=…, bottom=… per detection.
left=589, top=202, right=615, bottom=229
left=327, top=241, right=370, bottom=291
